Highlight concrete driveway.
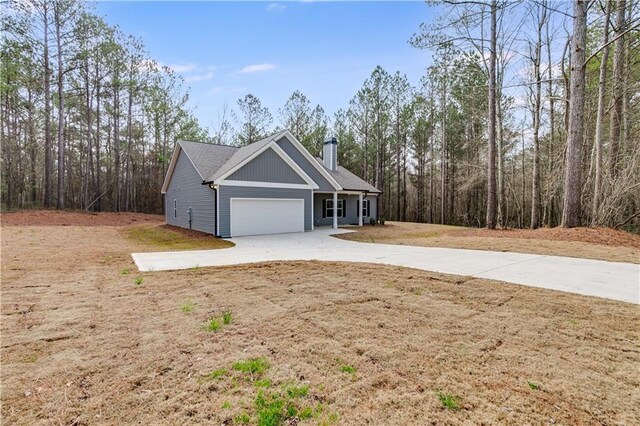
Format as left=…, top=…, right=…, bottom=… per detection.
left=132, top=228, right=640, bottom=304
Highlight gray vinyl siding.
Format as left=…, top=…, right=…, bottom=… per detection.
left=218, top=185, right=312, bottom=237
left=164, top=150, right=215, bottom=234
left=276, top=136, right=336, bottom=191
left=313, top=194, right=378, bottom=227
left=227, top=147, right=306, bottom=184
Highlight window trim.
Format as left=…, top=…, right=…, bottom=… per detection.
left=361, top=199, right=370, bottom=217
left=173, top=199, right=177, bottom=218
left=323, top=198, right=345, bottom=218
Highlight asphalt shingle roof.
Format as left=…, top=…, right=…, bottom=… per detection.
left=175, top=131, right=380, bottom=193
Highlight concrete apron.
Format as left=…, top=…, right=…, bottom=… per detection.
left=132, top=228, right=640, bottom=304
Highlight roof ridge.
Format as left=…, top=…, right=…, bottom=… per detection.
left=178, top=139, right=239, bottom=148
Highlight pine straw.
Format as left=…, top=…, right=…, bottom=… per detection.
left=338, top=222, right=640, bottom=264
left=1, top=225, right=638, bottom=425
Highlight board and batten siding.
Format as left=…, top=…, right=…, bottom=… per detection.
left=313, top=194, right=378, bottom=227
left=276, top=136, right=336, bottom=191
left=164, top=149, right=216, bottom=234
left=227, top=147, right=306, bottom=184
left=218, top=186, right=312, bottom=237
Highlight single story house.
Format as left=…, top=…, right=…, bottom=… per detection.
left=161, top=130, right=381, bottom=237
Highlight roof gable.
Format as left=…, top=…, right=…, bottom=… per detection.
left=227, top=147, right=307, bottom=185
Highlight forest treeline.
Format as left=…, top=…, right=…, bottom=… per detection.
left=1, top=0, right=639, bottom=231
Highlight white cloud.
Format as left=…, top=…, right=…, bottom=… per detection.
left=267, top=3, right=286, bottom=12
left=238, top=63, right=277, bottom=74
left=185, top=71, right=215, bottom=82
left=168, top=63, right=198, bottom=73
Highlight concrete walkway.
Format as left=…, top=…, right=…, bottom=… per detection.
left=132, top=228, right=640, bottom=304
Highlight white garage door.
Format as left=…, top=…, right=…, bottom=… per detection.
left=230, top=198, right=305, bottom=237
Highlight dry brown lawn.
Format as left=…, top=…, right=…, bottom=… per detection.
left=1, top=214, right=639, bottom=425
left=337, top=221, right=640, bottom=264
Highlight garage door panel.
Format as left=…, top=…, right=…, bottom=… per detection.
left=230, top=198, right=304, bottom=237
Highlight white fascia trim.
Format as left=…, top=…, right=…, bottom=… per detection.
left=214, top=141, right=319, bottom=189
left=277, top=130, right=343, bottom=191
left=220, top=180, right=315, bottom=190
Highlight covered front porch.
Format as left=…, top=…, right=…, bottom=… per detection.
left=313, top=192, right=378, bottom=229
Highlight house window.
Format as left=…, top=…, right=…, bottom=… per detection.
left=323, top=199, right=345, bottom=218
left=362, top=199, right=370, bottom=217
left=173, top=199, right=177, bottom=218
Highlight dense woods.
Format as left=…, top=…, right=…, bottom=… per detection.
left=2, top=0, right=639, bottom=231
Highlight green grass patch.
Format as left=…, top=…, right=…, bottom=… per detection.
left=527, top=381, right=539, bottom=390
left=254, top=378, right=272, bottom=388
left=223, top=311, right=233, bottom=325
left=285, top=384, right=309, bottom=399
left=124, top=225, right=234, bottom=251
left=234, top=412, right=251, bottom=424
left=206, top=318, right=221, bottom=332
left=120, top=268, right=130, bottom=275
left=222, top=401, right=232, bottom=409
left=233, top=357, right=270, bottom=376
left=208, top=368, right=227, bottom=380
left=134, top=276, right=143, bottom=286
left=437, top=391, right=460, bottom=410
left=181, top=300, right=195, bottom=313
left=340, top=364, right=357, bottom=374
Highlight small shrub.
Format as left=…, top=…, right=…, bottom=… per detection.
left=233, top=357, right=270, bottom=375
left=369, top=217, right=376, bottom=226
left=379, top=217, right=385, bottom=225
left=527, top=381, right=539, bottom=390
left=134, top=276, right=143, bottom=285
left=208, top=368, right=227, bottom=380
left=223, top=311, right=233, bottom=325
left=437, top=391, right=460, bottom=410
left=120, top=268, right=130, bottom=275
left=181, top=300, right=195, bottom=313
left=340, top=364, right=356, bottom=374
left=206, top=318, right=220, bottom=332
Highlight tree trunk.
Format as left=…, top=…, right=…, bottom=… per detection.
left=531, top=4, right=546, bottom=229
left=561, top=0, right=587, bottom=228
left=591, top=0, right=612, bottom=224
left=43, top=3, right=52, bottom=207
left=486, top=0, right=498, bottom=229
left=609, top=0, right=625, bottom=179
left=55, top=8, right=65, bottom=210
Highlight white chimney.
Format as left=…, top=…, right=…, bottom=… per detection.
left=322, top=137, right=337, bottom=171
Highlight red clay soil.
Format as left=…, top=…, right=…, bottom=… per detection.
left=0, top=210, right=163, bottom=227
left=453, top=226, right=640, bottom=249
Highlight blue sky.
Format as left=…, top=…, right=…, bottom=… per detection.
left=95, top=1, right=433, bottom=130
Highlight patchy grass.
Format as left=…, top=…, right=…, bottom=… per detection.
left=181, top=300, right=195, bottom=313
left=528, top=381, right=540, bottom=390
left=437, top=391, right=460, bottom=410
left=134, top=276, right=143, bottom=286
left=222, top=311, right=233, bottom=325
left=123, top=225, right=234, bottom=251
left=119, top=268, right=130, bottom=275
left=205, top=318, right=221, bottom=332
left=340, top=364, right=356, bottom=374
left=337, top=221, right=640, bottom=263
left=208, top=368, right=227, bottom=380
left=233, top=357, right=270, bottom=376
left=2, top=221, right=639, bottom=424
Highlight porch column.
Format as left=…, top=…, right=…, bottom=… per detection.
left=333, top=192, right=338, bottom=229
left=358, top=193, right=363, bottom=226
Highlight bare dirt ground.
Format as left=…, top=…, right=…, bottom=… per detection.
left=338, top=221, right=640, bottom=264
left=1, top=213, right=639, bottom=424
left=0, top=209, right=164, bottom=226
